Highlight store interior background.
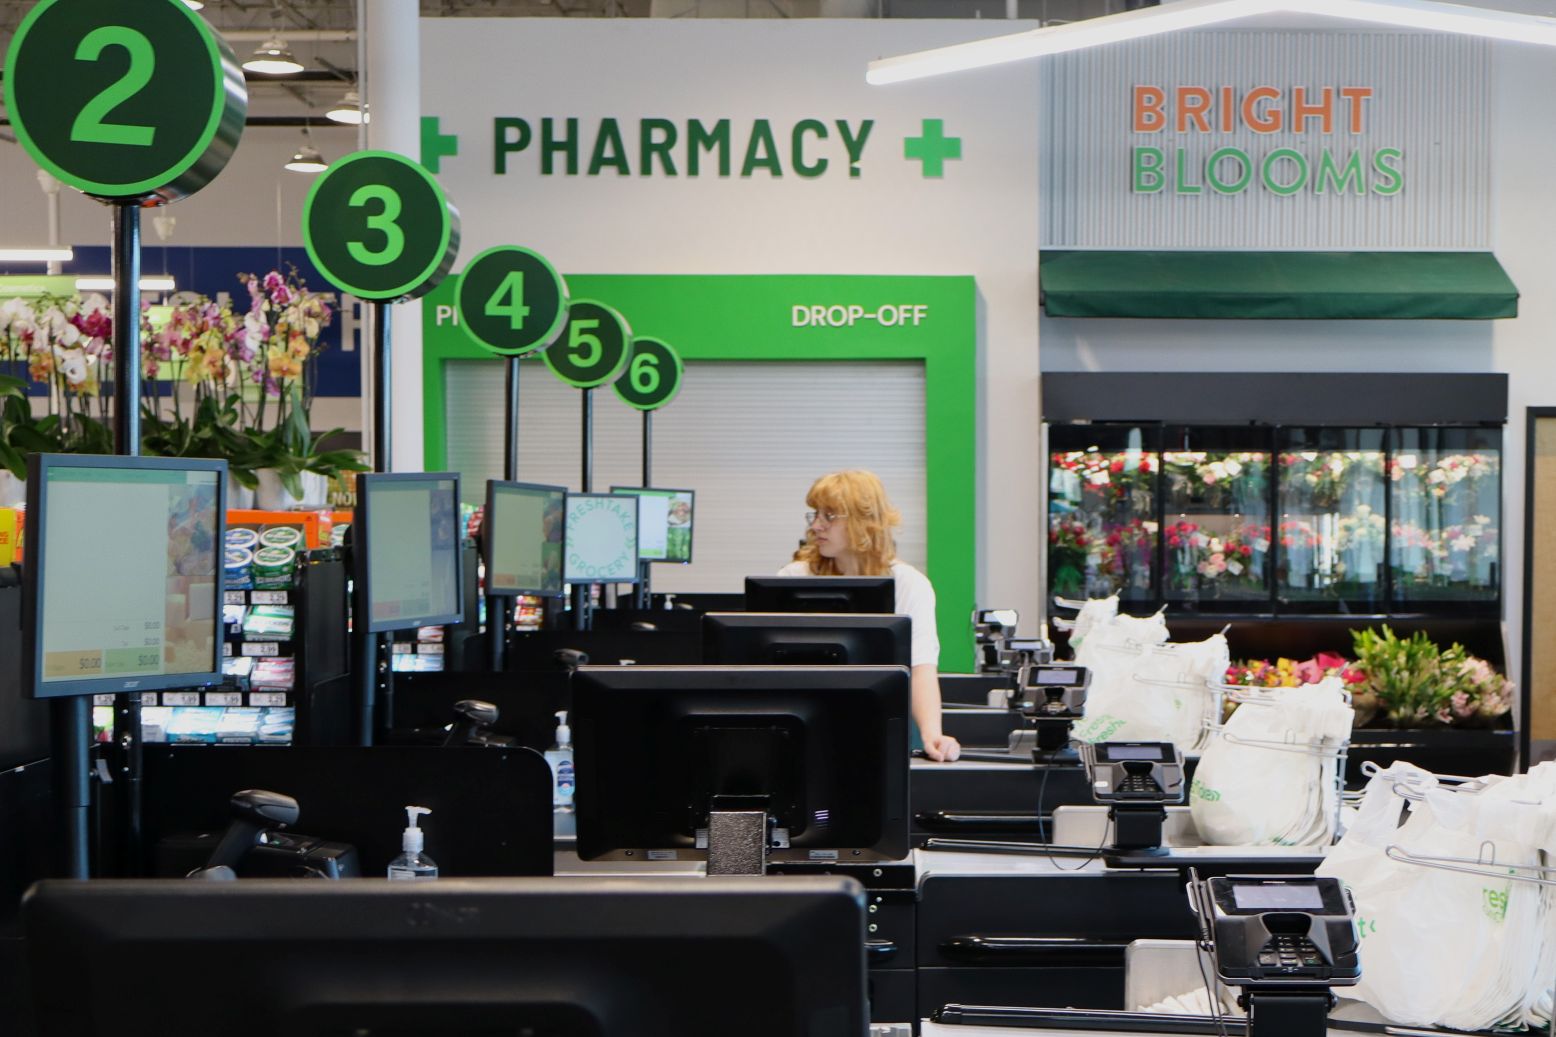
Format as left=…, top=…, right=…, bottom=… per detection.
left=0, top=0, right=1551, bottom=758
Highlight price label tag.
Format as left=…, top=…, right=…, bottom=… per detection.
left=93, top=694, right=115, bottom=706
left=240, top=642, right=280, bottom=658
left=249, top=692, right=288, bottom=706
left=222, top=642, right=233, bottom=657
left=224, top=591, right=246, bottom=605
left=3, top=0, right=247, bottom=202
left=544, top=300, right=632, bottom=389
left=250, top=591, right=289, bottom=605
left=162, top=691, right=200, bottom=706
left=418, top=642, right=446, bottom=655
left=455, top=246, right=569, bottom=357
left=303, top=150, right=461, bottom=301
left=140, top=693, right=159, bottom=706
left=613, top=337, right=684, bottom=411
left=205, top=691, right=243, bottom=707
left=391, top=642, right=414, bottom=655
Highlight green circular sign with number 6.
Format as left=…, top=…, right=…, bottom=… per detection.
left=3, top=0, right=247, bottom=202
left=303, top=150, right=461, bottom=301
left=614, top=337, right=683, bottom=412
left=456, top=246, right=569, bottom=357
left=544, top=301, right=632, bottom=389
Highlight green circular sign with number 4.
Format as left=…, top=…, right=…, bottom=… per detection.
left=544, top=301, right=632, bottom=389
left=303, top=150, right=461, bottom=302
left=3, top=0, right=247, bottom=202
left=456, top=246, right=569, bottom=357
left=614, top=337, right=683, bottom=412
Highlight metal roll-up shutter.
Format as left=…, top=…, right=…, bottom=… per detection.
left=443, top=358, right=926, bottom=594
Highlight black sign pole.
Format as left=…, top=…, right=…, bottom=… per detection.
left=490, top=357, right=521, bottom=671
left=638, top=410, right=653, bottom=609
left=108, top=202, right=145, bottom=876
left=356, top=302, right=392, bottom=746
left=572, top=388, right=594, bottom=631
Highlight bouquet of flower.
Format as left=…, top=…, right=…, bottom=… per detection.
left=1163, top=450, right=1268, bottom=509
left=1348, top=625, right=1509, bottom=728
left=1390, top=452, right=1498, bottom=499
left=0, top=293, right=116, bottom=473
left=1165, top=520, right=1262, bottom=592
left=1280, top=451, right=1384, bottom=509
left=1048, top=516, right=1092, bottom=596
left=1051, top=450, right=1154, bottom=503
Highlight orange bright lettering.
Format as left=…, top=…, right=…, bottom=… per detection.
left=1176, top=87, right=1213, bottom=133
left=1134, top=86, right=1166, bottom=133
left=1292, top=86, right=1334, bottom=134
left=1243, top=86, right=1282, bottom=134
left=1221, top=86, right=1235, bottom=133
left=1339, top=87, right=1374, bottom=134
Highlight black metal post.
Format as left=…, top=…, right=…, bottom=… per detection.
left=572, top=389, right=594, bottom=630
left=489, top=356, right=522, bottom=671
left=638, top=410, right=653, bottom=608
left=372, top=302, right=392, bottom=475
left=51, top=697, right=90, bottom=879
left=110, top=202, right=143, bottom=876
left=357, top=302, right=393, bottom=746
left=505, top=357, right=520, bottom=479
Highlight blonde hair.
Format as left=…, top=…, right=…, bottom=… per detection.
left=794, top=470, right=901, bottom=576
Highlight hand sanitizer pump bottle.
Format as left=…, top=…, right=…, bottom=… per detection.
left=546, top=711, right=575, bottom=813
left=387, top=806, right=438, bottom=879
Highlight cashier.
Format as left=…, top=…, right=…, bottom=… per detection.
left=779, top=469, right=961, bottom=762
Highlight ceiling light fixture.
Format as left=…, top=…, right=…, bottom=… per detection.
left=0, top=247, right=74, bottom=263
left=866, top=0, right=1556, bottom=84
left=243, top=36, right=304, bottom=75
left=326, top=89, right=367, bottom=126
left=182, top=0, right=205, bottom=10
left=75, top=277, right=177, bottom=293
left=285, top=139, right=328, bottom=174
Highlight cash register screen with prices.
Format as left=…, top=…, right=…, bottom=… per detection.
left=23, top=454, right=225, bottom=698
left=23, top=877, right=871, bottom=1037
left=571, top=664, right=911, bottom=863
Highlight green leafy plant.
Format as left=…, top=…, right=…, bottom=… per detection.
left=228, top=403, right=365, bottom=497
left=1350, top=625, right=1467, bottom=727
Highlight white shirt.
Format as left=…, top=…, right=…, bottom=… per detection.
left=774, top=559, right=939, bottom=669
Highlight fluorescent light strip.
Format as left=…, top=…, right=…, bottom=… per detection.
left=75, top=277, right=177, bottom=292
left=867, top=0, right=1556, bottom=84
left=0, top=247, right=74, bottom=263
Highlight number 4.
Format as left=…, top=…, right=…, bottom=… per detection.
left=486, top=271, right=530, bottom=331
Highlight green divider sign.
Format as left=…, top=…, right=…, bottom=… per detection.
left=614, top=337, right=683, bottom=411
left=3, top=0, right=247, bottom=203
left=456, top=246, right=569, bottom=357
left=544, top=300, right=633, bottom=389
left=303, top=150, right=461, bottom=301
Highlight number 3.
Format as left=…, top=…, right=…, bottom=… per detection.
left=347, top=185, right=406, bottom=267
left=70, top=26, right=157, bottom=147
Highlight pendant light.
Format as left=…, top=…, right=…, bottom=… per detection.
left=244, top=36, right=304, bottom=76
left=326, top=90, right=367, bottom=126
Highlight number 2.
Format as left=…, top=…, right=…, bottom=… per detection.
left=568, top=318, right=602, bottom=368
left=70, top=26, right=157, bottom=147
left=346, top=185, right=405, bottom=266
left=486, top=271, right=530, bottom=331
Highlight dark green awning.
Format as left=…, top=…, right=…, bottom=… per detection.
left=1040, top=250, right=1519, bottom=320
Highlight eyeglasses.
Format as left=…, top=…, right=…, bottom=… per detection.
left=805, top=510, right=846, bottom=526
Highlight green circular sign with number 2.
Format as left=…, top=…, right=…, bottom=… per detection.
left=302, top=150, right=461, bottom=302
left=544, top=301, right=632, bottom=389
left=3, top=0, right=247, bottom=202
left=614, top=337, right=683, bottom=412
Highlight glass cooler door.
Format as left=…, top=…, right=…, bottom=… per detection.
left=1389, top=427, right=1501, bottom=609
left=1047, top=424, right=1159, bottom=606
left=1276, top=428, right=1387, bottom=611
left=1161, top=426, right=1271, bottom=608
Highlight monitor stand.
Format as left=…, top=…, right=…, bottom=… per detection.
left=704, top=795, right=778, bottom=875
left=1243, top=988, right=1334, bottom=1037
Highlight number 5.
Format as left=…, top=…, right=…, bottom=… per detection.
left=568, top=319, right=602, bottom=368
left=346, top=185, right=406, bottom=266
left=630, top=353, right=661, bottom=395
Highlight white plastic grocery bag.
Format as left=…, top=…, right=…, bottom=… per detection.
left=1069, top=609, right=1171, bottom=746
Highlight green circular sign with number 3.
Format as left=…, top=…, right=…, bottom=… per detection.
left=302, top=150, right=461, bottom=301
left=456, top=246, right=569, bottom=357
left=614, top=337, right=683, bottom=412
left=4, top=0, right=247, bottom=202
left=544, top=301, right=632, bottom=389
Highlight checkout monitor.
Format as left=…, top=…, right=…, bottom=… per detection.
left=572, top=664, right=911, bottom=863
left=23, top=454, right=224, bottom=698
left=23, top=876, right=870, bottom=1037
left=610, top=485, right=694, bottom=564
left=702, top=612, right=910, bottom=666
left=355, top=472, right=464, bottom=633
left=484, top=480, right=566, bottom=597
left=744, top=575, right=894, bottom=614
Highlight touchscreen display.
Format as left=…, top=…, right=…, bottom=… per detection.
left=1232, top=883, right=1326, bottom=911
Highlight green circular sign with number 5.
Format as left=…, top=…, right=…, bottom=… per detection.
left=3, top=0, right=247, bottom=202
left=614, top=337, right=683, bottom=412
left=456, top=246, right=569, bottom=357
left=544, top=301, right=632, bottom=389
left=303, top=150, right=461, bottom=301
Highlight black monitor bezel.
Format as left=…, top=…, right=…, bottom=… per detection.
left=572, top=664, right=911, bottom=863
left=354, top=471, right=465, bottom=634
left=563, top=492, right=641, bottom=585
left=1211, top=876, right=1351, bottom=917
left=744, top=575, right=895, bottom=614
left=23, top=453, right=226, bottom=699
left=483, top=479, right=567, bottom=598
left=701, top=612, right=912, bottom=667
left=608, top=485, right=695, bottom=565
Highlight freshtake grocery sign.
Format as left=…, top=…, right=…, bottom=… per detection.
left=421, top=116, right=966, bottom=179
left=1131, top=84, right=1402, bottom=197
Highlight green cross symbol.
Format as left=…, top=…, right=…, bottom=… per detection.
left=420, top=116, right=460, bottom=174
left=904, top=119, right=962, bottom=178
